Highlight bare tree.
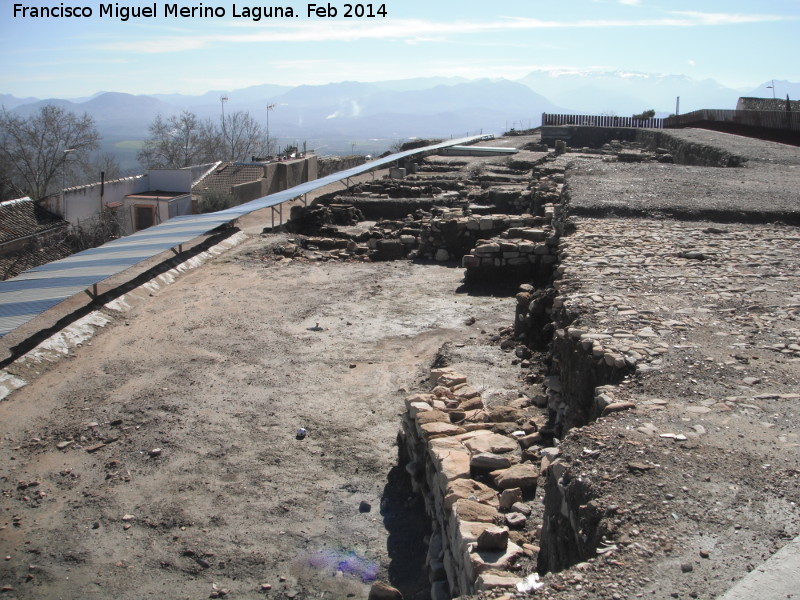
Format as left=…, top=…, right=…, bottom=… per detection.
left=0, top=105, right=100, bottom=202
left=221, top=110, right=268, bottom=162
left=88, top=152, right=122, bottom=181
left=138, top=111, right=221, bottom=169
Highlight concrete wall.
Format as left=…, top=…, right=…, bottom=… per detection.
left=43, top=175, right=148, bottom=226
left=225, top=155, right=320, bottom=205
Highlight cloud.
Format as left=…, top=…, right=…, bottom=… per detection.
left=96, top=11, right=796, bottom=54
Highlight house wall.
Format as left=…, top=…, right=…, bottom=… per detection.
left=42, top=175, right=148, bottom=226
left=149, top=163, right=217, bottom=191
left=45, top=164, right=217, bottom=233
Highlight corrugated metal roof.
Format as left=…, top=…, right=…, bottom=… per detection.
left=0, top=135, right=493, bottom=337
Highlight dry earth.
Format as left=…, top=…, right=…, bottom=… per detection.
left=0, top=236, right=524, bottom=599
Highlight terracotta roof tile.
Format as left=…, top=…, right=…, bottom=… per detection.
left=0, top=198, right=68, bottom=244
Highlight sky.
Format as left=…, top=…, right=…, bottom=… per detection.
left=1, top=0, right=799, bottom=98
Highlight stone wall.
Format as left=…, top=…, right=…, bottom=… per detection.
left=400, top=367, right=544, bottom=598
left=317, top=155, right=367, bottom=178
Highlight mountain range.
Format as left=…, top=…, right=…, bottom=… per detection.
left=2, top=72, right=796, bottom=167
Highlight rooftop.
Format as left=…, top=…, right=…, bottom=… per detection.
left=191, top=162, right=266, bottom=195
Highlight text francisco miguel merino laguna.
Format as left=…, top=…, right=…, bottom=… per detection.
left=13, top=2, right=388, bottom=20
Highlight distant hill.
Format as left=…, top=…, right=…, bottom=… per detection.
left=9, top=92, right=179, bottom=137
left=0, top=93, right=40, bottom=110
left=4, top=73, right=797, bottom=166
left=516, top=70, right=743, bottom=115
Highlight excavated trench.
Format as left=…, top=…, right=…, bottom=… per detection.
left=269, top=133, right=768, bottom=598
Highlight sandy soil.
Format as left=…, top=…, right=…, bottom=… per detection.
left=0, top=233, right=522, bottom=600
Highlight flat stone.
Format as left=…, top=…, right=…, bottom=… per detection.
left=471, top=452, right=514, bottom=471
left=417, top=409, right=451, bottom=425
left=420, top=421, right=465, bottom=439
left=505, top=512, right=527, bottom=529
left=490, top=464, right=539, bottom=491
left=429, top=437, right=471, bottom=482
left=470, top=541, right=524, bottom=574
left=407, top=402, right=433, bottom=418
left=445, top=478, right=498, bottom=510
left=475, top=571, right=523, bottom=591
left=464, top=432, right=518, bottom=454
left=454, top=499, right=498, bottom=524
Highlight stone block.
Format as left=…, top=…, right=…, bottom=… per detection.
left=420, top=421, right=466, bottom=440
left=469, top=541, right=523, bottom=575
left=477, top=526, right=509, bottom=552
left=517, top=431, right=542, bottom=449
left=451, top=384, right=480, bottom=400
left=462, top=254, right=480, bottom=268
left=490, top=464, right=539, bottom=491
left=429, top=437, right=471, bottom=484
left=459, top=397, right=484, bottom=411
left=474, top=243, right=500, bottom=255
left=368, top=582, right=403, bottom=600
left=499, top=488, right=523, bottom=510
left=445, top=478, right=498, bottom=511
left=475, top=571, right=522, bottom=591
left=452, top=520, right=493, bottom=555
left=408, top=401, right=433, bottom=419
left=439, top=372, right=468, bottom=388
left=417, top=409, right=451, bottom=426
left=463, top=432, right=518, bottom=454
left=520, top=228, right=546, bottom=242
left=435, top=248, right=450, bottom=262
left=471, top=452, right=514, bottom=472
left=505, top=512, right=527, bottom=529
left=453, top=499, right=498, bottom=524
left=430, top=367, right=456, bottom=385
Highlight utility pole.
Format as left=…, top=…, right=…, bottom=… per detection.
left=220, top=95, right=229, bottom=159
left=266, top=103, right=276, bottom=159
left=62, top=148, right=75, bottom=221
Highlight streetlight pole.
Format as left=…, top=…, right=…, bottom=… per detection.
left=62, top=148, right=75, bottom=221
left=220, top=95, right=229, bottom=158
left=767, top=80, right=776, bottom=99
left=266, top=103, right=275, bottom=159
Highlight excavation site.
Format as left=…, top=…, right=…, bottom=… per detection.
left=0, top=129, right=798, bottom=600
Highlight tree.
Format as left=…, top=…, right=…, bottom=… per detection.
left=221, top=110, right=268, bottom=162
left=0, top=105, right=100, bottom=202
left=138, top=111, right=221, bottom=169
left=88, top=152, right=122, bottom=181
left=632, top=109, right=656, bottom=120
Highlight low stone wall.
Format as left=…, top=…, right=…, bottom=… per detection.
left=417, top=212, right=548, bottom=262
left=317, top=155, right=367, bottom=178
left=400, top=367, right=545, bottom=598
left=636, top=130, right=745, bottom=167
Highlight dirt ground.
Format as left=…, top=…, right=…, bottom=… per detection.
left=0, top=233, right=524, bottom=599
